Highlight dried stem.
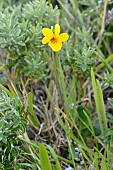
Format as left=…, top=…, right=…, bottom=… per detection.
left=99, top=0, right=108, bottom=46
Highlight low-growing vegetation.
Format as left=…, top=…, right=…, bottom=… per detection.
left=0, top=0, right=113, bottom=169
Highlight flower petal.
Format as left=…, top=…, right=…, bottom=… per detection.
left=55, top=24, right=60, bottom=35
left=42, top=28, right=53, bottom=37
left=58, top=33, right=69, bottom=42
left=49, top=41, right=62, bottom=52
left=42, top=36, right=51, bottom=44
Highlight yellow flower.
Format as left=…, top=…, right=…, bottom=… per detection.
left=42, top=24, right=69, bottom=52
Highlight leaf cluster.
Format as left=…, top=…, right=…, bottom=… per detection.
left=22, top=0, right=59, bottom=27
left=18, top=52, right=46, bottom=78
left=72, top=47, right=95, bottom=75
left=103, top=72, right=113, bottom=88
left=0, top=90, right=28, bottom=170
left=0, top=0, right=59, bottom=78
left=76, top=27, right=93, bottom=47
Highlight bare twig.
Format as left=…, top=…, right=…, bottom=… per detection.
left=99, top=0, right=108, bottom=46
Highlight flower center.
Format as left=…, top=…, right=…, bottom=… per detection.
left=50, top=37, right=57, bottom=44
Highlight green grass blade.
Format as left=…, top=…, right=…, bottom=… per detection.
left=48, top=145, right=62, bottom=170
left=94, top=51, right=113, bottom=73
left=96, top=80, right=107, bottom=128
left=39, top=143, right=52, bottom=170
left=91, top=68, right=104, bottom=135
left=96, top=54, right=113, bottom=72
left=28, top=92, right=40, bottom=130
left=0, top=83, right=12, bottom=97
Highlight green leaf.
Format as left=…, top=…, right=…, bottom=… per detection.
left=0, top=120, right=4, bottom=129
left=28, top=92, right=40, bottom=130
left=39, top=143, right=52, bottom=170
left=48, top=145, right=62, bottom=170
left=91, top=68, right=104, bottom=135
left=77, top=105, right=90, bottom=131
left=0, top=131, right=3, bottom=141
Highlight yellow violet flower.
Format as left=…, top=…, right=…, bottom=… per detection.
left=42, top=24, right=69, bottom=52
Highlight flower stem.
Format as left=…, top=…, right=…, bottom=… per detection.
left=51, top=51, right=65, bottom=109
